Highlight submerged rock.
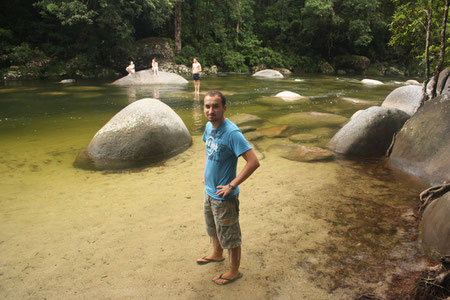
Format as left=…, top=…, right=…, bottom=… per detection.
left=420, top=192, right=450, bottom=259
left=389, top=94, right=450, bottom=185
left=289, top=133, right=319, bottom=143
left=381, top=85, right=423, bottom=116
left=244, top=131, right=263, bottom=141
left=111, top=70, right=188, bottom=86
left=258, top=125, right=290, bottom=138
left=270, top=112, right=347, bottom=129
left=328, top=106, right=410, bottom=157
left=267, top=143, right=334, bottom=162
left=75, top=99, right=192, bottom=170
left=228, top=114, right=263, bottom=127
left=252, top=69, right=284, bottom=78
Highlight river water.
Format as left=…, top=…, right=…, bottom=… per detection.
left=0, top=74, right=428, bottom=299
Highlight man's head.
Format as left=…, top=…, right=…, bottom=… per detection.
left=204, top=91, right=226, bottom=126
left=193, top=57, right=198, bottom=63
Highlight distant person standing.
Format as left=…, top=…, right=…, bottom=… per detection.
left=151, top=58, right=159, bottom=76
left=192, top=57, right=202, bottom=93
left=126, top=61, right=135, bottom=75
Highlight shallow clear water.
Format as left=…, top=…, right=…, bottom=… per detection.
left=0, top=74, right=427, bottom=298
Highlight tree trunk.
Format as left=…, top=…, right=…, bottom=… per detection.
left=420, top=0, right=433, bottom=107
left=430, top=0, right=449, bottom=98
left=174, top=1, right=182, bottom=55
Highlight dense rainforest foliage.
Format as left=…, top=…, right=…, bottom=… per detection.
left=0, top=0, right=448, bottom=78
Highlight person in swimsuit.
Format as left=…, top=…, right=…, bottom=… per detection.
left=192, top=57, right=202, bottom=93
left=151, top=58, right=159, bottom=76
left=126, top=61, right=135, bottom=74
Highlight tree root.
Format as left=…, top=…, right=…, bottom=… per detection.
left=416, top=181, right=450, bottom=216
left=385, top=133, right=397, bottom=157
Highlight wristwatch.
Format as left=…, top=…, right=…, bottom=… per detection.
left=228, top=183, right=235, bottom=190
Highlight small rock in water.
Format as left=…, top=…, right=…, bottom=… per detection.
left=361, top=79, right=384, bottom=85
left=275, top=91, right=306, bottom=101
left=60, top=79, right=75, bottom=84
left=404, top=79, right=421, bottom=86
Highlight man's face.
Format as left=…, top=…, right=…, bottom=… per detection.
left=204, top=95, right=226, bottom=123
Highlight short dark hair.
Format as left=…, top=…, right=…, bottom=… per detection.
left=206, top=91, right=226, bottom=106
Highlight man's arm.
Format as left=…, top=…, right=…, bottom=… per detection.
left=216, top=149, right=260, bottom=198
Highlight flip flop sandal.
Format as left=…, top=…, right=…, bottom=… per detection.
left=196, top=256, right=225, bottom=265
left=213, top=273, right=243, bottom=285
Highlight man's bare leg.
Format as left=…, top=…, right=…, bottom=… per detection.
left=194, top=80, right=200, bottom=93
left=197, top=236, right=224, bottom=263
left=212, top=245, right=241, bottom=283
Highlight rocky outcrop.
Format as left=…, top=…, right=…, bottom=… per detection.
left=252, top=69, right=284, bottom=78
left=111, top=70, right=188, bottom=86
left=381, top=85, right=423, bottom=116
left=75, top=99, right=192, bottom=170
left=328, top=106, right=410, bottom=157
left=420, top=192, right=450, bottom=259
left=389, top=94, right=450, bottom=185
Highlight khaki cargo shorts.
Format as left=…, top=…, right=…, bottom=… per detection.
left=203, top=192, right=242, bottom=249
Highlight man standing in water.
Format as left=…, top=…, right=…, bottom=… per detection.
left=192, top=57, right=202, bottom=93
left=197, top=91, right=260, bottom=285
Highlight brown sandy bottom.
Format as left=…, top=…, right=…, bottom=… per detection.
left=0, top=134, right=426, bottom=299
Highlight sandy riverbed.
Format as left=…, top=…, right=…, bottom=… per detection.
left=0, top=132, right=425, bottom=299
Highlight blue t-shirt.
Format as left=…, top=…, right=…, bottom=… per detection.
left=203, top=119, right=252, bottom=200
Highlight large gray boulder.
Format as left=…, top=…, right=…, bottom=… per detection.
left=389, top=94, right=450, bottom=185
left=77, top=99, right=192, bottom=170
left=420, top=192, right=450, bottom=259
left=252, top=69, right=284, bottom=78
left=111, top=70, right=188, bottom=86
left=381, top=85, right=423, bottom=116
left=328, top=106, right=410, bottom=156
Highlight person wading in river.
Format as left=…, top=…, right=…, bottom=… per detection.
left=197, top=91, right=260, bottom=285
left=192, top=57, right=202, bottom=93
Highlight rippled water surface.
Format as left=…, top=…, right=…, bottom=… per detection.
left=0, top=74, right=427, bottom=299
